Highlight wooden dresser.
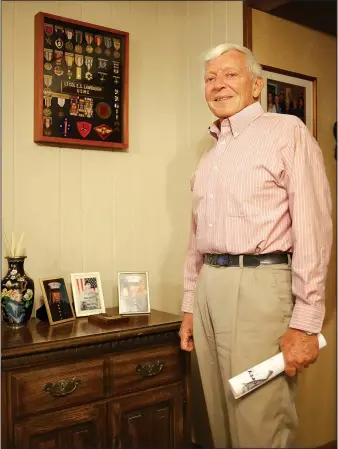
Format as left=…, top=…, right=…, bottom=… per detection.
left=1, top=308, right=191, bottom=449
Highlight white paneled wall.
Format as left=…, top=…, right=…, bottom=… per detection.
left=2, top=1, right=243, bottom=314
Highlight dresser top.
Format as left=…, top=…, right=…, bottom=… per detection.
left=1, top=308, right=182, bottom=358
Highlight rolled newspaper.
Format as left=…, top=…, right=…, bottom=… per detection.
left=229, top=333, right=327, bottom=399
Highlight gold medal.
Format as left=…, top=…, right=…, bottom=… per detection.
left=43, top=87, right=52, bottom=96
left=86, top=45, right=93, bottom=54
left=75, top=44, right=82, bottom=53
left=43, top=108, right=52, bottom=117
left=44, top=62, right=52, bottom=71
left=54, top=65, right=64, bottom=76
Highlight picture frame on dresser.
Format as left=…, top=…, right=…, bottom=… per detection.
left=70, top=272, right=105, bottom=317
left=40, top=277, right=76, bottom=325
left=34, top=11, right=129, bottom=151
left=260, top=65, right=317, bottom=138
left=118, top=271, right=150, bottom=315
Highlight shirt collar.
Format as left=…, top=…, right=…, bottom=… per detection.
left=208, top=101, right=264, bottom=139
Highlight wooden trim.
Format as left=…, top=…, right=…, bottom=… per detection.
left=243, top=3, right=253, bottom=50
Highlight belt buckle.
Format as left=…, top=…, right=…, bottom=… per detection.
left=217, top=255, right=229, bottom=267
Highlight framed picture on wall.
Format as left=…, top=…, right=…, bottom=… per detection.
left=260, top=65, right=317, bottom=138
left=70, top=272, right=105, bottom=317
left=34, top=12, right=129, bottom=151
left=40, top=277, right=76, bottom=326
left=118, top=272, right=150, bottom=315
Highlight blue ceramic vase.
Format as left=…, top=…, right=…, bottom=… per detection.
left=1, top=257, right=34, bottom=327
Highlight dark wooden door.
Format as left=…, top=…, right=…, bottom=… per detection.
left=109, top=384, right=184, bottom=449
left=13, top=403, right=106, bottom=449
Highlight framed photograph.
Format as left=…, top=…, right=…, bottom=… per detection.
left=34, top=12, right=129, bottom=151
left=260, top=65, right=317, bottom=138
left=70, top=272, right=105, bottom=317
left=40, top=277, right=76, bottom=326
left=118, top=272, right=150, bottom=315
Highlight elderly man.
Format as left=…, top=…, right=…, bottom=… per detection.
left=179, top=43, right=332, bottom=448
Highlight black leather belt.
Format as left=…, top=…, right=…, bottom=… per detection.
left=204, top=253, right=291, bottom=268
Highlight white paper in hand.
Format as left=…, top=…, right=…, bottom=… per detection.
left=228, top=333, right=327, bottom=399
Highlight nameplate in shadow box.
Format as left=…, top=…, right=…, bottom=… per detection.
left=34, top=12, right=129, bottom=151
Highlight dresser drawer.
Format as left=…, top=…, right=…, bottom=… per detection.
left=10, top=359, right=104, bottom=418
left=110, top=344, right=182, bottom=395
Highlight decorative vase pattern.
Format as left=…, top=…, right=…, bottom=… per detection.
left=1, top=257, right=34, bottom=327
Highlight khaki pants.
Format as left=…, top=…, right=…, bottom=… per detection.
left=193, top=259, right=298, bottom=448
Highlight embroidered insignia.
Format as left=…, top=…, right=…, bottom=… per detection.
left=94, top=124, right=113, bottom=140
left=95, top=102, right=111, bottom=119
left=76, top=121, right=92, bottom=138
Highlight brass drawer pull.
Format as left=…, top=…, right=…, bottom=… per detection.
left=44, top=378, right=81, bottom=397
left=135, top=361, right=164, bottom=377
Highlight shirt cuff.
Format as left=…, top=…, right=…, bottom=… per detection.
left=181, top=293, right=194, bottom=314
left=289, top=300, right=325, bottom=334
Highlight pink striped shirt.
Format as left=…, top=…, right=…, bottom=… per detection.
left=182, top=102, right=332, bottom=333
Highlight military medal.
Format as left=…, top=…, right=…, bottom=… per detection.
left=60, top=117, right=71, bottom=137
left=98, top=58, right=108, bottom=70
left=84, top=56, right=93, bottom=80
left=43, top=107, right=52, bottom=117
left=75, top=54, right=83, bottom=80
left=113, top=38, right=120, bottom=59
left=55, top=37, right=64, bottom=50
left=45, top=37, right=52, bottom=46
left=85, top=32, right=93, bottom=54
left=55, top=25, right=64, bottom=34
left=95, top=102, right=111, bottom=119
left=103, top=36, right=112, bottom=56
left=43, top=117, right=52, bottom=136
left=57, top=97, right=66, bottom=116
left=43, top=74, right=53, bottom=88
left=94, top=124, right=113, bottom=140
left=76, top=121, right=92, bottom=138
left=44, top=48, right=53, bottom=61
left=75, top=30, right=83, bottom=53
left=64, top=52, right=74, bottom=79
left=54, top=65, right=64, bottom=76
left=94, top=35, right=103, bottom=54
left=43, top=87, right=52, bottom=96
left=65, top=28, right=74, bottom=51
left=44, top=95, right=52, bottom=108
left=44, top=62, right=52, bottom=71
left=44, top=23, right=53, bottom=36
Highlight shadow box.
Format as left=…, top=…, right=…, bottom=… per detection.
left=34, top=12, right=129, bottom=151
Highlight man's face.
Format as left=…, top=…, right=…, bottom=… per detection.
left=204, top=50, right=263, bottom=119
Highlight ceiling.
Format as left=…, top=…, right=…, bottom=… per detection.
left=246, top=0, right=337, bottom=37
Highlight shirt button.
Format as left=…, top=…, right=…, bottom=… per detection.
left=209, top=223, right=213, bottom=228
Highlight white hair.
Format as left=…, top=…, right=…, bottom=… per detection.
left=204, top=43, right=262, bottom=77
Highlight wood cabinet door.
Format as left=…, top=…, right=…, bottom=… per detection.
left=13, top=403, right=106, bottom=449
left=109, top=383, right=184, bottom=449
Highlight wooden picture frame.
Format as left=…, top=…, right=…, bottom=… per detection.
left=118, top=272, right=150, bottom=315
left=34, top=12, right=129, bottom=151
left=70, top=272, right=105, bottom=317
left=40, top=277, right=76, bottom=326
left=260, top=65, right=317, bottom=138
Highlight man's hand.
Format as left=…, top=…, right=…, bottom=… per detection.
left=280, top=328, right=319, bottom=377
left=179, top=312, right=194, bottom=352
